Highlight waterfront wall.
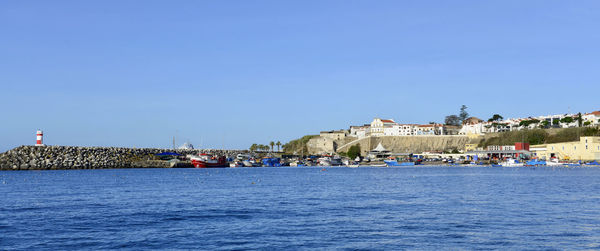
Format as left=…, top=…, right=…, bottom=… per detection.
left=0, top=146, right=246, bottom=170
left=335, top=136, right=475, bottom=155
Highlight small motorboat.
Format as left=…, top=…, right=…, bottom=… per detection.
left=384, top=159, right=400, bottom=167
left=229, top=161, right=244, bottom=167
left=317, top=156, right=332, bottom=166
left=499, top=158, right=523, bottom=167
left=330, top=156, right=343, bottom=166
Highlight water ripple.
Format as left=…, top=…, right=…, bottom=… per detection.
left=1, top=167, right=600, bottom=249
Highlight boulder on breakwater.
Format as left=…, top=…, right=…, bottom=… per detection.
left=0, top=145, right=247, bottom=170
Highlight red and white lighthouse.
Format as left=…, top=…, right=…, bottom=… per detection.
left=35, top=130, right=44, bottom=146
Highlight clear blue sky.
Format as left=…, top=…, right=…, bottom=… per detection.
left=1, top=1, right=599, bottom=151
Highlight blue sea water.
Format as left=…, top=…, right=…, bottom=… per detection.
left=1, top=166, right=600, bottom=250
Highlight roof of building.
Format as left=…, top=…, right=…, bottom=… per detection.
left=587, top=111, right=600, bottom=116
left=371, top=142, right=389, bottom=152
left=463, top=117, right=484, bottom=125
left=418, top=124, right=441, bottom=127
left=381, top=119, right=395, bottom=123
left=466, top=150, right=531, bottom=154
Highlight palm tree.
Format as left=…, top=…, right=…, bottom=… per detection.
left=276, top=141, right=281, bottom=152
left=269, top=141, right=275, bottom=152
left=259, top=144, right=268, bottom=152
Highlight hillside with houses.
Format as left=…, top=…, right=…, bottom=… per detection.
left=285, top=110, right=600, bottom=156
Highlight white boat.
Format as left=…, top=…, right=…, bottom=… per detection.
left=342, top=159, right=350, bottom=166
left=229, top=161, right=243, bottom=167
left=318, top=156, right=332, bottom=166
left=236, top=154, right=252, bottom=160
left=499, top=158, right=524, bottom=167
left=546, top=158, right=562, bottom=166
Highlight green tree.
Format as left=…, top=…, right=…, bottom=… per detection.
left=519, top=119, right=540, bottom=127
left=249, top=144, right=258, bottom=152
left=488, top=114, right=503, bottom=122
left=561, top=116, right=574, bottom=124
left=347, top=144, right=361, bottom=159
left=276, top=141, right=281, bottom=151
left=459, top=105, right=469, bottom=123
left=269, top=141, right=275, bottom=152
left=584, top=121, right=592, bottom=126
left=257, top=144, right=269, bottom=151
left=577, top=112, right=583, bottom=127
left=540, top=120, right=550, bottom=128
left=445, top=115, right=460, bottom=126
left=552, top=118, right=560, bottom=126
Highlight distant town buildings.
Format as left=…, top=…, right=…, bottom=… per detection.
left=307, top=110, right=600, bottom=156
left=328, top=110, right=600, bottom=140
left=459, top=111, right=600, bottom=136
left=347, top=118, right=452, bottom=139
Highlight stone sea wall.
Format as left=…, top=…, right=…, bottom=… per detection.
left=335, top=136, right=475, bottom=155
left=0, top=146, right=247, bottom=170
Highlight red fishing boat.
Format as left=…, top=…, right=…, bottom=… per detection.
left=190, top=154, right=228, bottom=168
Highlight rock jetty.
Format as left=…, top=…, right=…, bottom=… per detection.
left=0, top=145, right=247, bottom=170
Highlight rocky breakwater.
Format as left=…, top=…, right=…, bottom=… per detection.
left=0, top=146, right=247, bottom=170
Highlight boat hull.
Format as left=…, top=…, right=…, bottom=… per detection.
left=190, top=155, right=228, bottom=168
left=192, top=160, right=228, bottom=168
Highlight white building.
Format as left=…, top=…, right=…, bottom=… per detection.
left=460, top=111, right=599, bottom=135
left=370, top=118, right=398, bottom=136
left=349, top=125, right=370, bottom=139
left=583, top=111, right=600, bottom=126
left=414, top=124, right=445, bottom=135
left=396, top=124, right=419, bottom=136
left=459, top=117, right=486, bottom=135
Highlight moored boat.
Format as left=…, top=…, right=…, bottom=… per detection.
left=229, top=161, right=244, bottom=167
left=384, top=159, right=400, bottom=167
left=330, top=156, right=343, bottom=166
left=317, top=156, right=332, bottom=166
left=190, top=154, right=228, bottom=168
left=499, top=158, right=523, bottom=167
left=262, top=157, right=281, bottom=167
